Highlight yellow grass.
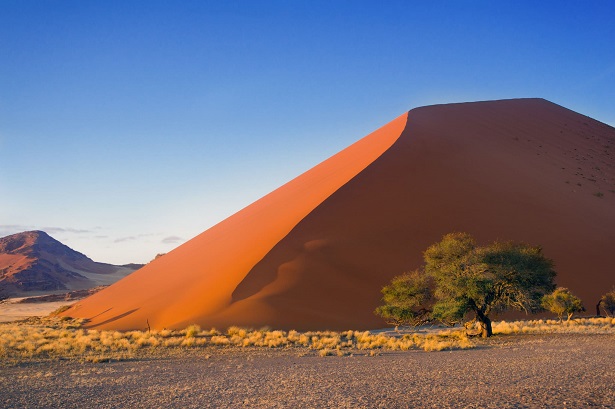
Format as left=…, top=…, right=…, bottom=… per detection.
left=5, top=316, right=611, bottom=363
left=0, top=317, right=476, bottom=362
left=492, top=317, right=615, bottom=335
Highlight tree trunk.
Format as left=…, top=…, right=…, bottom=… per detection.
left=475, top=310, right=493, bottom=338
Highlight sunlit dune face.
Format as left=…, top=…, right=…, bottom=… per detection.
left=65, top=113, right=408, bottom=330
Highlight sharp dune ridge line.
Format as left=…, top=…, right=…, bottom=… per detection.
left=64, top=98, right=615, bottom=331
left=65, top=113, right=409, bottom=330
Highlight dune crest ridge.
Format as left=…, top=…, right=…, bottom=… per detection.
left=66, top=99, right=615, bottom=331
left=65, top=113, right=408, bottom=330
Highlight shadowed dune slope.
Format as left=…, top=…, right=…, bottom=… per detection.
left=66, top=99, right=615, bottom=331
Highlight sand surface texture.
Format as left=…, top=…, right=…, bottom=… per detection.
left=64, top=98, right=615, bottom=331
left=2, top=334, right=614, bottom=408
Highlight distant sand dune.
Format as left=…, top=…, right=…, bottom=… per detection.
left=64, top=99, right=615, bottom=331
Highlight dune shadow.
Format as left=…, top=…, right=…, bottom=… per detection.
left=88, top=307, right=113, bottom=320
left=84, top=308, right=139, bottom=328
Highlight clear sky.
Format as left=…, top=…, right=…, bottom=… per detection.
left=1, top=1, right=614, bottom=264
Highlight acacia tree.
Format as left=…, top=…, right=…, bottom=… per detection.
left=541, top=287, right=585, bottom=321
left=600, top=288, right=615, bottom=317
left=375, top=232, right=557, bottom=337
left=424, top=233, right=557, bottom=337
left=374, top=270, right=432, bottom=329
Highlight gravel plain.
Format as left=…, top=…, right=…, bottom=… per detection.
left=2, top=333, right=614, bottom=408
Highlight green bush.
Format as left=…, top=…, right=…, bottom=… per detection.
left=542, top=287, right=584, bottom=321
left=601, top=288, right=615, bottom=317
left=374, top=270, right=432, bottom=328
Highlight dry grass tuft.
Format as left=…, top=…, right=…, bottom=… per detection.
left=0, top=317, right=477, bottom=362
left=492, top=317, right=615, bottom=335
left=6, top=316, right=611, bottom=363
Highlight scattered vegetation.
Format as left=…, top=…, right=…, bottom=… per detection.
left=0, top=317, right=475, bottom=363
left=600, top=288, right=615, bottom=317
left=492, top=317, right=615, bottom=335
left=2, top=314, right=615, bottom=364
left=541, top=287, right=585, bottom=321
left=374, top=270, right=431, bottom=329
left=376, top=233, right=556, bottom=337
left=49, top=305, right=71, bottom=316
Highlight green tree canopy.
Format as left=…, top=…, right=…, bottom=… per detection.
left=375, top=232, right=557, bottom=337
left=600, top=288, right=615, bottom=317
left=374, top=270, right=431, bottom=328
left=541, top=287, right=584, bottom=321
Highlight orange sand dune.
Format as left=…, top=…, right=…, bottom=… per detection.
left=65, top=99, right=615, bottom=330
left=65, top=113, right=408, bottom=330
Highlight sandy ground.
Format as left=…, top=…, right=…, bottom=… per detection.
left=2, top=333, right=614, bottom=408
left=0, top=299, right=69, bottom=323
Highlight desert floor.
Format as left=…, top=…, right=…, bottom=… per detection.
left=0, top=299, right=69, bottom=323
left=1, top=333, right=614, bottom=409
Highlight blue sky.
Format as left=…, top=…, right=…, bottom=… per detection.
left=1, top=1, right=614, bottom=264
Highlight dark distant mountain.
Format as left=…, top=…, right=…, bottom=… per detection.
left=0, top=231, right=143, bottom=297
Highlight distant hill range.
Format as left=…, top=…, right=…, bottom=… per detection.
left=0, top=231, right=143, bottom=297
